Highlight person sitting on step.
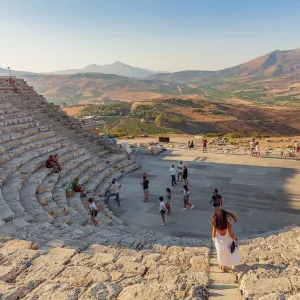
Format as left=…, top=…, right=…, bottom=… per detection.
left=87, top=198, right=99, bottom=225
left=53, top=153, right=62, bottom=171
left=71, top=177, right=86, bottom=197
left=45, top=155, right=60, bottom=173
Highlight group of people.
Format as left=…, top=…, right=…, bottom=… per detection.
left=45, top=154, right=62, bottom=173
left=140, top=161, right=226, bottom=227
left=187, top=138, right=208, bottom=153
left=169, top=162, right=188, bottom=186
left=78, top=177, right=122, bottom=225
left=60, top=151, right=241, bottom=272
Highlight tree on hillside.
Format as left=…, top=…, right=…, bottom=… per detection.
left=155, top=114, right=167, bottom=126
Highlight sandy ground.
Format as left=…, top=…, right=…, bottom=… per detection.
left=119, top=134, right=300, bottom=149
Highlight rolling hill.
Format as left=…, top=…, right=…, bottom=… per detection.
left=69, top=98, right=300, bottom=137
left=21, top=73, right=184, bottom=105
left=6, top=47, right=300, bottom=108
left=147, top=49, right=300, bottom=82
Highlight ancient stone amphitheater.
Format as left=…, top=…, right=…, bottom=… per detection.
left=0, top=77, right=299, bottom=299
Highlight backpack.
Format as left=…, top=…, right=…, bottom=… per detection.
left=213, top=194, right=222, bottom=207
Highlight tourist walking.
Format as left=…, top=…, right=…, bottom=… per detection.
left=159, top=196, right=166, bottom=225
left=210, top=189, right=223, bottom=211
left=212, top=209, right=240, bottom=272
left=202, top=138, right=208, bottom=153
left=165, top=188, right=172, bottom=214
left=170, top=164, right=176, bottom=186
left=177, top=161, right=184, bottom=181
left=104, top=178, right=122, bottom=206
left=141, top=174, right=149, bottom=202
left=182, top=165, right=188, bottom=185
left=255, top=142, right=261, bottom=158
left=182, top=185, right=194, bottom=210
left=87, top=198, right=99, bottom=225
left=188, top=141, right=191, bottom=149
left=250, top=139, right=255, bottom=156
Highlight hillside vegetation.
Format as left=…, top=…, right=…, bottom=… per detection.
left=17, top=49, right=300, bottom=108
left=72, top=98, right=300, bottom=137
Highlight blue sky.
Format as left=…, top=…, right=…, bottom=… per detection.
left=0, top=0, right=299, bottom=72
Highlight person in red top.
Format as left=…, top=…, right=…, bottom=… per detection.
left=45, top=155, right=59, bottom=173
left=53, top=154, right=62, bottom=171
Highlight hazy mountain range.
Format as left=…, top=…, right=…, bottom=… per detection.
left=2, top=48, right=300, bottom=107
left=46, top=61, right=156, bottom=78
left=2, top=48, right=300, bottom=79
left=147, top=48, right=300, bottom=82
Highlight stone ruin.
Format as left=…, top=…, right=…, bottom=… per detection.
left=0, top=77, right=299, bottom=299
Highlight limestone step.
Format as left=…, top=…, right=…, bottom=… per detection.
left=2, top=145, right=77, bottom=222
left=209, top=243, right=242, bottom=300
left=0, top=121, right=41, bottom=134
left=20, top=146, right=84, bottom=223
left=0, top=140, right=72, bottom=186
left=0, top=115, right=33, bottom=126
left=0, top=130, right=56, bottom=152
left=0, top=135, right=64, bottom=165
left=209, top=284, right=243, bottom=299
left=0, top=125, right=50, bottom=144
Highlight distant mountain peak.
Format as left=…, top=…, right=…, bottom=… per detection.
left=47, top=61, right=155, bottom=78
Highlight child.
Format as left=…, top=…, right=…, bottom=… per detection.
left=210, top=189, right=223, bottom=212
left=165, top=188, right=172, bottom=214
left=159, top=196, right=166, bottom=225
left=87, top=198, right=99, bottom=225
left=182, top=185, right=194, bottom=210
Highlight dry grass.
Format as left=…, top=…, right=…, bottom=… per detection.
left=62, top=105, right=86, bottom=116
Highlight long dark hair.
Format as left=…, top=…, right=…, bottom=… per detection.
left=183, top=185, right=189, bottom=191
left=212, top=209, right=237, bottom=230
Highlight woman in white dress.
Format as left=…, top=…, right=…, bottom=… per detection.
left=212, top=209, right=240, bottom=272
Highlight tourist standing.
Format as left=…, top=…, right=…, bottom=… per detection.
left=165, top=188, right=172, bottom=214
left=255, top=142, right=261, bottom=158
left=182, top=165, right=188, bottom=186
left=177, top=161, right=184, bottom=181
left=87, top=198, right=99, bottom=225
left=104, top=178, right=122, bottom=206
left=182, top=185, right=194, bottom=210
left=170, top=164, right=176, bottom=186
left=250, top=139, right=255, bottom=156
left=212, top=209, right=240, bottom=272
left=202, top=138, right=208, bottom=153
left=210, top=189, right=223, bottom=211
left=190, top=140, right=194, bottom=148
left=188, top=141, right=191, bottom=149
left=159, top=196, right=166, bottom=225
left=142, top=174, right=149, bottom=202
